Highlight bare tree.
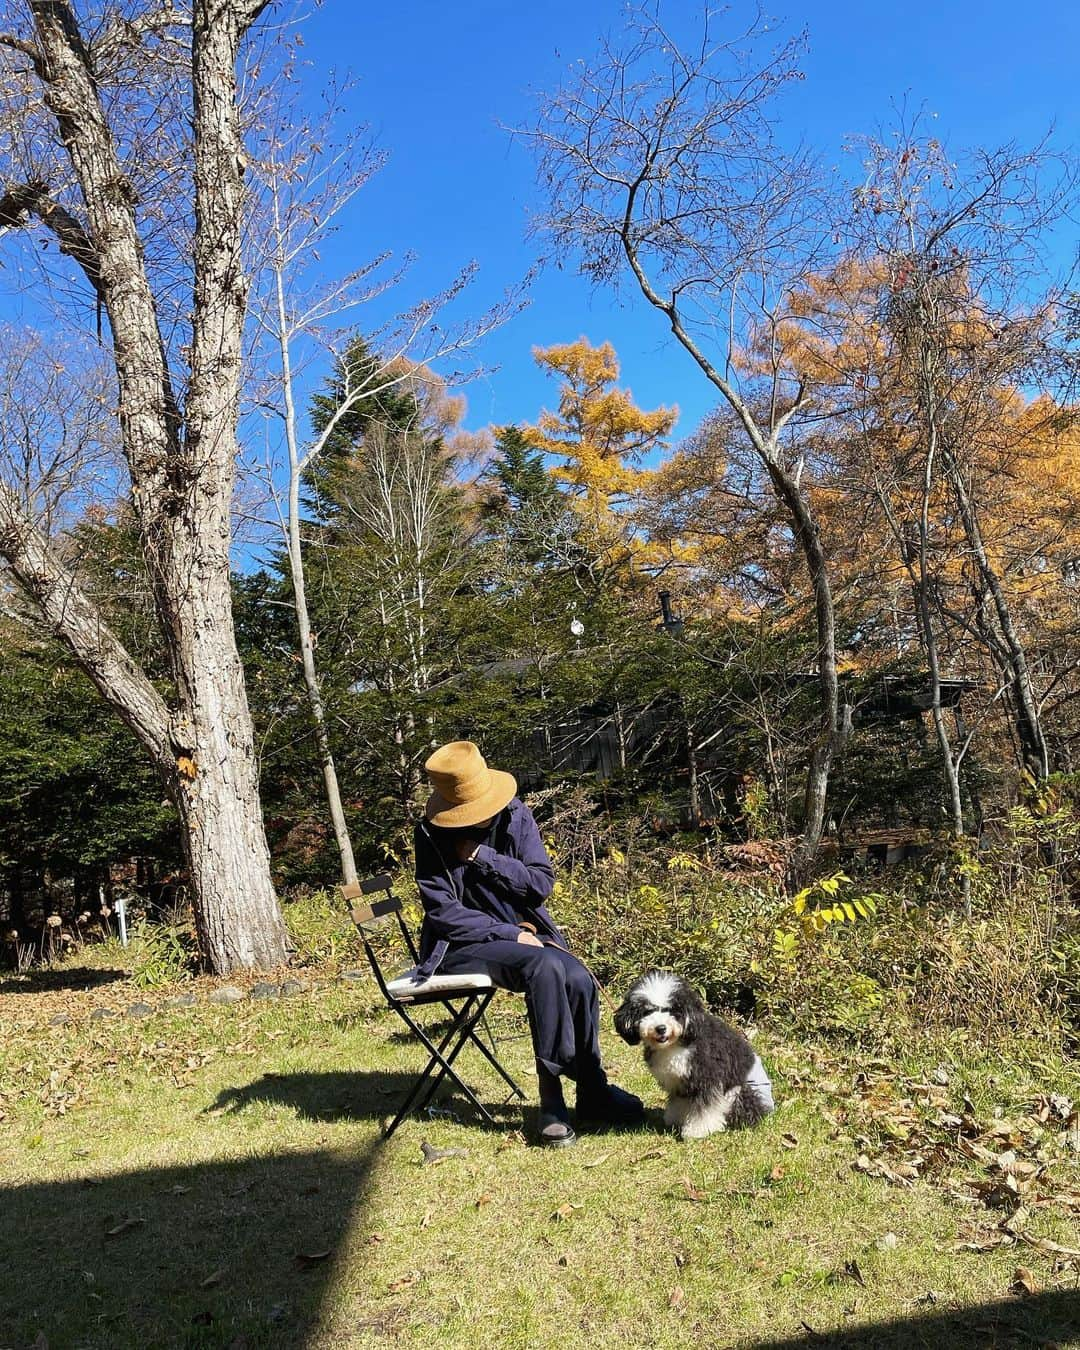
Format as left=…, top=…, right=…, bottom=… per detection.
left=249, top=87, right=523, bottom=882
left=529, top=6, right=850, bottom=872
left=0, top=1, right=288, bottom=971
left=850, top=128, right=1076, bottom=783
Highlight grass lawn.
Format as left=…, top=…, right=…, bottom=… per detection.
left=0, top=954, right=1077, bottom=1349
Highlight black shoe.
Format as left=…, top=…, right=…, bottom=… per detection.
left=576, top=1080, right=645, bottom=1127
left=537, top=1106, right=577, bottom=1149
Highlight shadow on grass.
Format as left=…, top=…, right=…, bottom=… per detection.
left=208, top=1068, right=524, bottom=1134
left=754, top=1288, right=1080, bottom=1349
left=0, top=1141, right=386, bottom=1349
left=0, top=965, right=129, bottom=995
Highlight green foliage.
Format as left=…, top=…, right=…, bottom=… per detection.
left=127, top=918, right=196, bottom=989
left=284, top=888, right=363, bottom=968
left=0, top=633, right=177, bottom=883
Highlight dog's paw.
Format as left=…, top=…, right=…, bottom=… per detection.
left=679, top=1120, right=724, bottom=1140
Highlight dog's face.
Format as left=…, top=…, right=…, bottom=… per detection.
left=614, top=971, right=703, bottom=1048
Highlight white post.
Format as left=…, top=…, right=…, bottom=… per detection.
left=115, top=894, right=128, bottom=948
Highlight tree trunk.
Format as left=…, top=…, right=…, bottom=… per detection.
left=4, top=0, right=289, bottom=973
left=274, top=250, right=359, bottom=886
left=942, top=445, right=1050, bottom=780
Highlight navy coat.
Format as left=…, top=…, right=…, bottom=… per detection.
left=414, top=798, right=566, bottom=974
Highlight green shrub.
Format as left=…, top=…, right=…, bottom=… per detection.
left=128, top=918, right=197, bottom=988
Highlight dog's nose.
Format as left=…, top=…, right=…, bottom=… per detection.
left=653, top=1024, right=668, bottom=1039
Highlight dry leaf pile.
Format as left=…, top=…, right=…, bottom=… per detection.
left=812, top=1063, right=1079, bottom=1277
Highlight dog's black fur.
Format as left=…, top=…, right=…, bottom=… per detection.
left=614, top=971, right=769, bottom=1131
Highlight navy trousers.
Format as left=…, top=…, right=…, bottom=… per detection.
left=437, top=939, right=602, bottom=1081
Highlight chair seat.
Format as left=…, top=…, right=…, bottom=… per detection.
left=386, top=967, right=494, bottom=1001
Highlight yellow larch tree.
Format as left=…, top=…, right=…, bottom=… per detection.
left=523, top=338, right=677, bottom=572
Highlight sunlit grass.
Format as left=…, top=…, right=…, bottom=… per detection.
left=0, top=957, right=1077, bottom=1349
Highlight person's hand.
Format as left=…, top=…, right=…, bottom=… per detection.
left=455, top=837, right=479, bottom=863
left=516, top=931, right=543, bottom=947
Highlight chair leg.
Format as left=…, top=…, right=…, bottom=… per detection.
left=438, top=997, right=526, bottom=1103
left=383, top=996, right=498, bottom=1137
left=411, top=996, right=500, bottom=1122
left=383, top=1006, right=473, bottom=1138
left=464, top=1017, right=527, bottom=1101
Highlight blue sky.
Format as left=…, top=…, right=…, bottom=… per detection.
left=290, top=0, right=1080, bottom=446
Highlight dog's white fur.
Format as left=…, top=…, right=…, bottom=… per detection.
left=614, top=970, right=772, bottom=1138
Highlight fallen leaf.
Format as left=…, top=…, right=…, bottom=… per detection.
left=294, top=1250, right=332, bottom=1269
left=582, top=1153, right=611, bottom=1169
left=631, top=1148, right=664, bottom=1165
left=419, top=1210, right=432, bottom=1230
left=105, top=1217, right=146, bottom=1238
left=842, top=1259, right=866, bottom=1288
left=1016, top=1231, right=1080, bottom=1260
left=780, top=1132, right=799, bottom=1149
left=680, top=1177, right=707, bottom=1202
left=474, top=1193, right=493, bottom=1210
left=1011, top=1265, right=1038, bottom=1296
left=876, top=1232, right=899, bottom=1251
left=668, top=1285, right=685, bottom=1310
left=552, top=1203, right=583, bottom=1222
left=767, top=1165, right=786, bottom=1183
left=388, top=1273, right=419, bottom=1293
left=420, top=1140, right=468, bottom=1165
left=199, top=1269, right=225, bottom=1289
left=168, top=1185, right=191, bottom=1196
left=1001, top=1205, right=1031, bottom=1234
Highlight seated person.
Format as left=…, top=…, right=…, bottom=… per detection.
left=414, top=740, right=643, bottom=1147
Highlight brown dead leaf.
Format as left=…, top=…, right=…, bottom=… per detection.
left=1001, top=1205, right=1031, bottom=1235
left=842, top=1259, right=866, bottom=1288
left=631, top=1148, right=664, bottom=1165
left=388, top=1273, right=419, bottom=1293
left=668, top=1285, right=686, bottom=1311
left=582, top=1153, right=611, bottom=1169
left=1016, top=1231, right=1080, bottom=1260
left=474, top=1193, right=493, bottom=1210
left=954, top=1233, right=1010, bottom=1253
left=680, top=1176, right=707, bottom=1202
left=780, top=1132, right=799, bottom=1149
left=105, top=1217, right=146, bottom=1238
left=294, top=1250, right=332, bottom=1269
left=1011, top=1266, right=1038, bottom=1297
left=176, top=755, right=198, bottom=781
left=168, top=1185, right=191, bottom=1196
left=419, top=1210, right=432, bottom=1230
left=767, top=1165, right=786, bottom=1183
left=552, top=1203, right=583, bottom=1222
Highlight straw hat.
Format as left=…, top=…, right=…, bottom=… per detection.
left=423, top=741, right=517, bottom=828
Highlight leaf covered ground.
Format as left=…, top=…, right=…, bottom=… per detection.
left=0, top=956, right=1077, bottom=1349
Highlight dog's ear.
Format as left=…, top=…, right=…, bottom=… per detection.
left=672, top=982, right=705, bottom=1045
left=613, top=998, right=641, bottom=1045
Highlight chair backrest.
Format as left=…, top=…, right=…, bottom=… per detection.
left=340, top=874, right=420, bottom=1000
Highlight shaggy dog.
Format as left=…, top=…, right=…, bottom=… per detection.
left=614, top=971, right=773, bottom=1138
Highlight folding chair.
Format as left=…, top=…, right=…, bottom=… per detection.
left=341, top=874, right=526, bottom=1137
